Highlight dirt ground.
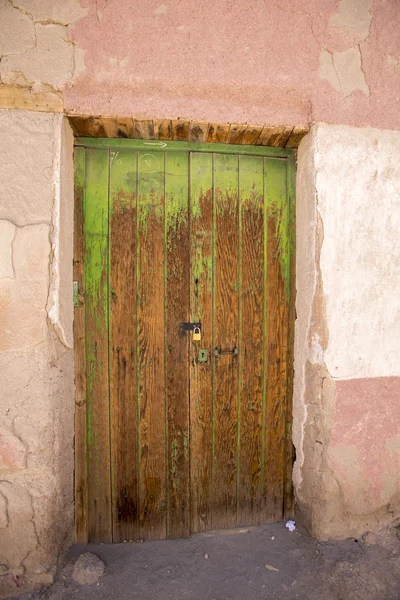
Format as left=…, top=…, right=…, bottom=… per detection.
left=16, top=518, right=400, bottom=600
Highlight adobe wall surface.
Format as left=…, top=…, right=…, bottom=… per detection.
left=0, top=0, right=400, bottom=129
left=295, top=123, right=400, bottom=539
left=0, top=111, right=75, bottom=597
left=0, top=0, right=400, bottom=595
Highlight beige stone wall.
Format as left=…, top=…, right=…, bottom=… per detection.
left=295, top=124, right=400, bottom=540
left=0, top=110, right=75, bottom=597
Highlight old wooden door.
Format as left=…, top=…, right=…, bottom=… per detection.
left=74, top=139, right=295, bottom=543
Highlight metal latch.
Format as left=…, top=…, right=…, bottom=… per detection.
left=214, top=346, right=238, bottom=357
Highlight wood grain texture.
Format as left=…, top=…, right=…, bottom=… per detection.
left=207, top=124, right=231, bottom=143
left=134, top=120, right=158, bottom=139
left=157, top=120, right=172, bottom=140
left=84, top=148, right=112, bottom=542
left=283, top=157, right=296, bottom=517
left=242, top=127, right=263, bottom=146
left=263, top=158, right=289, bottom=522
left=73, top=146, right=88, bottom=543
left=137, top=150, right=167, bottom=540
left=285, top=127, right=308, bottom=148
left=188, top=122, right=209, bottom=143
left=77, top=139, right=295, bottom=542
left=227, top=124, right=248, bottom=145
left=165, top=151, right=190, bottom=538
left=109, top=149, right=139, bottom=542
left=171, top=120, right=189, bottom=141
left=101, top=118, right=119, bottom=138
left=213, top=153, right=239, bottom=530
left=238, top=155, right=264, bottom=526
left=69, top=117, right=308, bottom=148
left=0, top=84, right=63, bottom=112
left=189, top=152, right=213, bottom=533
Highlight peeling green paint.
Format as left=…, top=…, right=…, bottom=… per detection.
left=265, top=158, right=291, bottom=297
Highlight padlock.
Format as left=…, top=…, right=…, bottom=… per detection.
left=193, top=326, right=201, bottom=341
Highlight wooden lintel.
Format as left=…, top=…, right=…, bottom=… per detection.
left=67, top=115, right=309, bottom=148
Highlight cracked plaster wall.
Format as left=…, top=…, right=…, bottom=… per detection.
left=0, top=110, right=74, bottom=597
left=1, top=0, right=400, bottom=128
left=295, top=123, right=400, bottom=540
left=0, top=0, right=400, bottom=593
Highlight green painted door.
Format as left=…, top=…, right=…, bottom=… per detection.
left=74, top=139, right=295, bottom=543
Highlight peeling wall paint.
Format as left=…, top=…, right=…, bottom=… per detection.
left=295, top=124, right=400, bottom=540
left=0, top=110, right=75, bottom=597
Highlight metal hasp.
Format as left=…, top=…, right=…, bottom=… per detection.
left=198, top=349, right=209, bottom=363
left=180, top=322, right=201, bottom=334
left=73, top=281, right=79, bottom=307
left=214, top=346, right=238, bottom=357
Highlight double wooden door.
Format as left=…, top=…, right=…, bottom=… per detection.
left=74, top=139, right=295, bottom=543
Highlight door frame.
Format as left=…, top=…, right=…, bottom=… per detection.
left=73, top=136, right=296, bottom=543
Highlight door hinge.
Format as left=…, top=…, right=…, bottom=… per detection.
left=73, top=281, right=79, bottom=307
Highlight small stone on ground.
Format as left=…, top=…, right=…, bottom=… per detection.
left=72, top=553, right=105, bottom=585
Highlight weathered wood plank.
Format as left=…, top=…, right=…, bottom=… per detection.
left=257, top=126, right=280, bottom=146
left=285, top=127, right=308, bottom=148
left=227, top=124, right=248, bottom=145
left=134, top=120, right=158, bottom=140
left=84, top=148, right=112, bottom=542
left=165, top=151, right=190, bottom=538
left=101, top=118, right=120, bottom=138
left=242, top=126, right=263, bottom=146
left=109, top=149, right=139, bottom=542
left=207, top=123, right=231, bottom=143
left=171, top=120, right=189, bottom=141
left=74, top=146, right=88, bottom=543
left=263, top=158, right=289, bottom=522
left=157, top=120, right=172, bottom=140
left=75, top=137, right=293, bottom=157
left=283, top=157, right=296, bottom=517
left=115, top=118, right=135, bottom=138
left=269, top=127, right=293, bottom=147
left=137, top=150, right=167, bottom=540
left=189, top=152, right=213, bottom=533
left=188, top=122, right=209, bottom=143
left=213, top=153, right=239, bottom=530
left=0, top=84, right=63, bottom=112
left=237, top=155, right=264, bottom=526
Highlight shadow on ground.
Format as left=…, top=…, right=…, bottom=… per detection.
left=16, top=519, right=400, bottom=600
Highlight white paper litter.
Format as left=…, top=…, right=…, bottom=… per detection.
left=285, top=520, right=296, bottom=532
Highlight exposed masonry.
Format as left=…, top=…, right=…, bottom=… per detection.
left=0, top=0, right=85, bottom=94
left=318, top=0, right=372, bottom=97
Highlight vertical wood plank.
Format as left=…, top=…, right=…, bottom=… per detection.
left=237, top=155, right=264, bottom=525
left=189, top=152, right=213, bottom=533
left=263, top=158, right=289, bottom=522
left=171, top=120, right=189, bottom=141
left=134, top=120, right=158, bottom=140
left=227, top=125, right=248, bottom=145
left=213, top=153, right=239, bottom=530
left=283, top=157, right=296, bottom=517
left=157, top=120, right=172, bottom=140
left=242, top=127, right=263, bottom=145
left=109, top=149, right=139, bottom=542
left=188, top=122, right=209, bottom=143
left=84, top=148, right=112, bottom=542
left=137, top=150, right=166, bottom=540
left=207, top=123, right=230, bottom=143
left=165, top=151, right=190, bottom=538
left=74, top=146, right=88, bottom=543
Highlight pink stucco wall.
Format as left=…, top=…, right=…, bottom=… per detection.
left=65, top=0, right=400, bottom=130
